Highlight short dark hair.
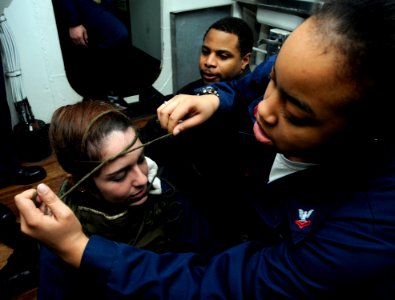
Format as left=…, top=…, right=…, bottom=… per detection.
left=203, top=16, right=254, bottom=57
left=313, top=0, right=395, bottom=143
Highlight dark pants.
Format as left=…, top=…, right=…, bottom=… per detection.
left=52, top=0, right=160, bottom=98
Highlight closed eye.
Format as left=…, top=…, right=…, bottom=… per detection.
left=109, top=167, right=129, bottom=182
left=282, top=110, right=317, bottom=126
left=216, top=51, right=232, bottom=60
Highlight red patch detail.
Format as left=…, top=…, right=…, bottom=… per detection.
left=295, top=220, right=311, bottom=229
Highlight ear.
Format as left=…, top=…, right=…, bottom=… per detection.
left=66, top=173, right=74, bottom=184
left=65, top=174, right=86, bottom=192
left=240, top=52, right=252, bottom=72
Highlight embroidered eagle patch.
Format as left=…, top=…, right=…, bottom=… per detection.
left=295, top=209, right=314, bottom=229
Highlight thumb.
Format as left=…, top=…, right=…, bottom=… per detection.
left=172, top=114, right=205, bottom=136
left=36, top=183, right=68, bottom=217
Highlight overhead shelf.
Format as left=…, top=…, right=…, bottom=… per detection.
left=235, top=0, right=323, bottom=17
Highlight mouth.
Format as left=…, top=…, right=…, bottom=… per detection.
left=201, top=72, right=218, bottom=82
left=126, top=187, right=148, bottom=206
left=253, top=121, right=273, bottom=145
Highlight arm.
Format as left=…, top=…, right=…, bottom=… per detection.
left=69, top=25, right=88, bottom=47
left=80, top=221, right=394, bottom=300
left=76, top=186, right=395, bottom=300
left=52, top=0, right=90, bottom=46
left=158, top=55, right=276, bottom=135
left=15, top=180, right=395, bottom=298
left=52, top=0, right=81, bottom=28
left=205, top=54, right=276, bottom=112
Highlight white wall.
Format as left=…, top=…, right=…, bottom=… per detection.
left=3, top=0, right=237, bottom=125
left=130, top=0, right=161, bottom=60
left=4, top=0, right=80, bottom=126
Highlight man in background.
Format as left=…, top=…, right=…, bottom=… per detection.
left=141, top=16, right=255, bottom=248
left=177, top=16, right=253, bottom=94
left=141, top=16, right=254, bottom=161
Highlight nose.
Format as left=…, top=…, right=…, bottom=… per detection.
left=257, top=88, right=280, bottom=126
left=129, top=165, right=148, bottom=187
left=204, top=53, right=217, bottom=68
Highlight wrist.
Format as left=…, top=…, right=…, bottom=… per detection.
left=196, top=86, right=220, bottom=111
left=58, top=233, right=89, bottom=268
left=196, top=86, right=220, bottom=98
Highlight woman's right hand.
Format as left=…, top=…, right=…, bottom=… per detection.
left=14, top=183, right=88, bottom=268
left=69, top=25, right=88, bottom=47
left=157, top=94, right=220, bottom=135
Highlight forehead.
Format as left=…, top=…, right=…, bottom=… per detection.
left=100, top=127, right=142, bottom=160
left=203, top=29, right=240, bottom=52
left=276, top=19, right=356, bottom=111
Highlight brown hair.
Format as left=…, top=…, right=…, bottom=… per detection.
left=49, top=100, right=136, bottom=182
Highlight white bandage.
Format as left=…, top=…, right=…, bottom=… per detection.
left=146, top=156, right=162, bottom=195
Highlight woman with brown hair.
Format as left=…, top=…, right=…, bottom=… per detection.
left=38, top=100, right=222, bottom=299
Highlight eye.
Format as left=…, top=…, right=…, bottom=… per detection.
left=111, top=170, right=128, bottom=182
left=218, top=52, right=231, bottom=60
left=137, top=155, right=146, bottom=165
left=201, top=47, right=210, bottom=56
left=282, top=110, right=316, bottom=126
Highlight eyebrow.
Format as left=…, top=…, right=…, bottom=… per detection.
left=216, top=49, right=234, bottom=56
left=103, top=150, right=144, bottom=178
left=202, top=44, right=235, bottom=55
left=273, top=65, right=315, bottom=116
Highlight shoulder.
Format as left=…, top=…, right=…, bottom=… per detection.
left=251, top=55, right=276, bottom=81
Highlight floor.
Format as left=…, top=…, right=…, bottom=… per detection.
left=0, top=114, right=154, bottom=299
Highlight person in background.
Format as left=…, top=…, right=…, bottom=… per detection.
left=177, top=16, right=253, bottom=94
left=141, top=15, right=254, bottom=158
left=15, top=0, right=395, bottom=298
left=145, top=15, right=257, bottom=139
left=132, top=16, right=254, bottom=119
left=37, top=100, right=227, bottom=299
left=139, top=17, right=255, bottom=238
left=51, top=0, right=159, bottom=107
